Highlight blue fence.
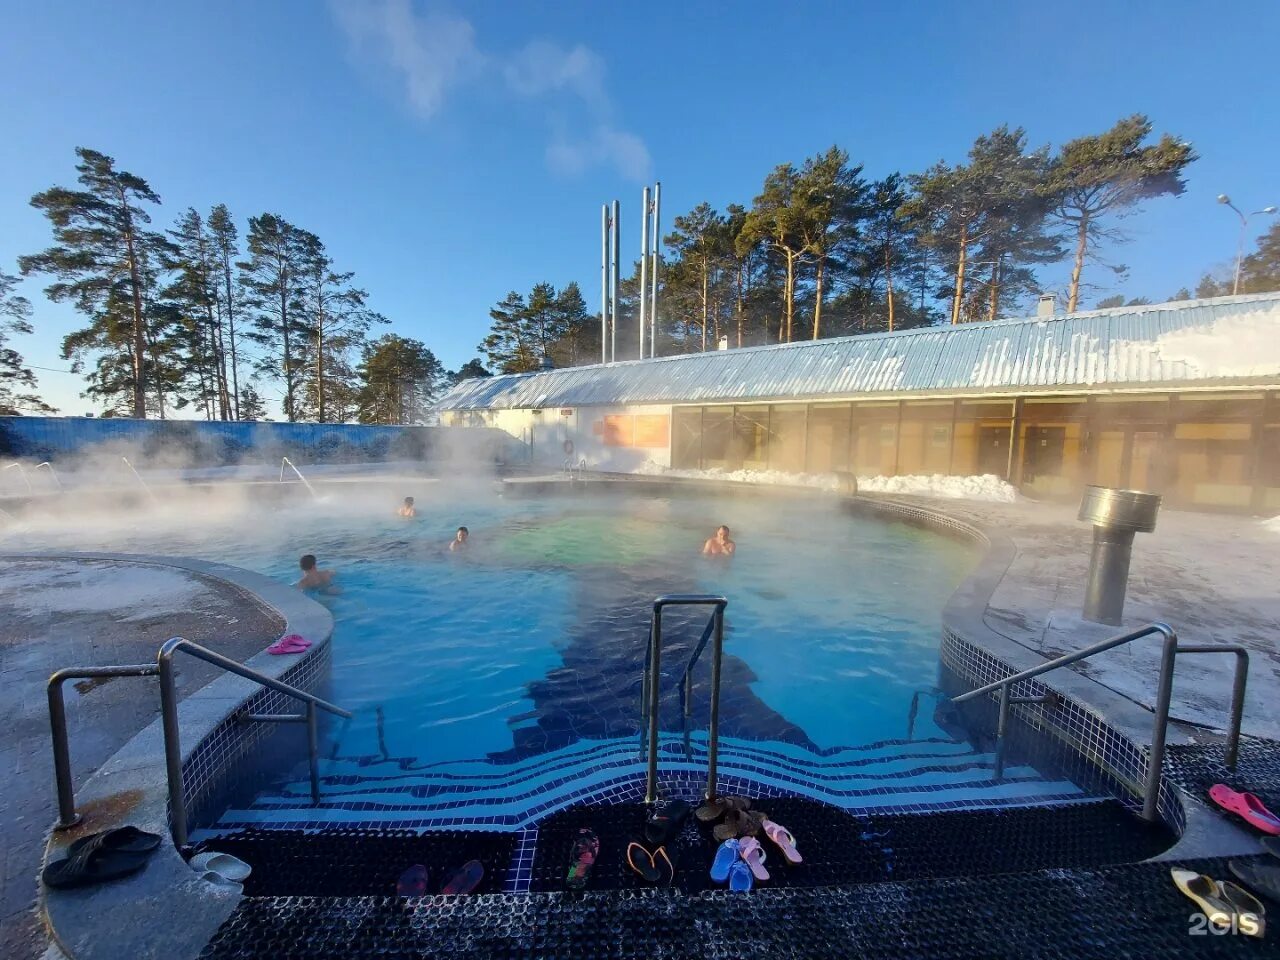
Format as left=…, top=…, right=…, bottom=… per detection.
left=0, top=416, right=449, bottom=465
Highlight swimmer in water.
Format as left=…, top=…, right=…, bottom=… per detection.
left=296, top=554, right=336, bottom=590
left=448, top=526, right=469, bottom=552
left=397, top=496, right=416, bottom=518
left=702, top=525, right=735, bottom=556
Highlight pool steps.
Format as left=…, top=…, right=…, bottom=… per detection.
left=200, top=733, right=1090, bottom=836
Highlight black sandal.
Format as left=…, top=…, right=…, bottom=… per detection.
left=645, top=799, right=692, bottom=845
left=43, top=831, right=155, bottom=890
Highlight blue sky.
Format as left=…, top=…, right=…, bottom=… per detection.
left=2, top=0, right=1278, bottom=416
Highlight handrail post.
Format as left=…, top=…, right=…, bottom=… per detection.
left=157, top=645, right=189, bottom=848
left=704, top=604, right=725, bottom=802
left=1226, top=650, right=1248, bottom=770
left=1142, top=625, right=1179, bottom=823
left=993, top=683, right=1011, bottom=780
left=47, top=679, right=81, bottom=830
left=644, top=604, right=663, bottom=804
left=306, top=701, right=321, bottom=805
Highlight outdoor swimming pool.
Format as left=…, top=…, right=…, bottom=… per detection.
left=6, top=480, right=1090, bottom=829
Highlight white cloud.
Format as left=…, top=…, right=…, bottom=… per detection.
left=330, top=1, right=649, bottom=180
left=330, top=0, right=483, bottom=117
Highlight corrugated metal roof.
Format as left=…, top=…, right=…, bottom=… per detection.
left=436, top=292, right=1280, bottom=410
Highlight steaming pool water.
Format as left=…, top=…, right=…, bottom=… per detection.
left=5, top=481, right=1090, bottom=829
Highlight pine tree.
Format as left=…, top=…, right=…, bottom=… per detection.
left=239, top=381, right=269, bottom=421
left=665, top=203, right=728, bottom=351
left=19, top=147, right=168, bottom=417
left=356, top=334, right=445, bottom=424
left=451, top=359, right=492, bottom=381
left=166, top=208, right=231, bottom=419
left=480, top=291, right=536, bottom=373
left=208, top=205, right=243, bottom=419
left=798, top=146, right=870, bottom=339
left=551, top=282, right=594, bottom=366
left=739, top=164, right=817, bottom=342
left=1044, top=115, right=1196, bottom=312
left=239, top=214, right=311, bottom=421
left=0, top=273, right=55, bottom=414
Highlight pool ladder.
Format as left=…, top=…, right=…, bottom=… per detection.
left=638, top=594, right=728, bottom=805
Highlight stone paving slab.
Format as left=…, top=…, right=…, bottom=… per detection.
left=0, top=559, right=286, bottom=960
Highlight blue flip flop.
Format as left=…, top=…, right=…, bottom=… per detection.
left=710, top=839, right=740, bottom=883
left=728, top=859, right=754, bottom=892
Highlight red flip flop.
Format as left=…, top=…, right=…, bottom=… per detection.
left=1209, top=784, right=1280, bottom=836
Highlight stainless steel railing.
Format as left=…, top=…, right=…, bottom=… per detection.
left=639, top=595, right=727, bottom=805
left=951, top=621, right=1249, bottom=823
left=49, top=636, right=350, bottom=848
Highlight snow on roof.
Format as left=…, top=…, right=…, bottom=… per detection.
left=436, top=292, right=1280, bottom=410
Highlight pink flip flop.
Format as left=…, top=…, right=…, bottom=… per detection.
left=737, top=837, right=770, bottom=881
left=1209, top=784, right=1280, bottom=835
left=266, top=634, right=312, bottom=655
left=762, top=819, right=802, bottom=864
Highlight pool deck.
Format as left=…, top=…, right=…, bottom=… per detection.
left=887, top=496, right=1280, bottom=741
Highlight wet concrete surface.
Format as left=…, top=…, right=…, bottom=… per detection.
left=0, top=559, right=284, bottom=960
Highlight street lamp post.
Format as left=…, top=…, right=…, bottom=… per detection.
left=1217, top=194, right=1278, bottom=295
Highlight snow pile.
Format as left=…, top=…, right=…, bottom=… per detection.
left=1263, top=514, right=1280, bottom=533
left=632, top=463, right=1020, bottom=502
left=0, top=560, right=206, bottom=620
left=855, top=473, right=1020, bottom=502
left=632, top=463, right=839, bottom=491
left=1153, top=309, right=1280, bottom=380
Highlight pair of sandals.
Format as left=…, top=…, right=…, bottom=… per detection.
left=396, top=860, right=485, bottom=896
left=1209, top=784, right=1280, bottom=836
left=710, top=837, right=771, bottom=891
left=43, top=826, right=161, bottom=890
left=1171, top=867, right=1266, bottom=938
left=697, top=795, right=764, bottom=842
left=189, top=851, right=252, bottom=891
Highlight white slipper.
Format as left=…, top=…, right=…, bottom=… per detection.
left=189, top=851, right=252, bottom=882
left=197, top=869, right=243, bottom=893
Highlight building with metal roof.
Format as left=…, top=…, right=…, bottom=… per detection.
left=438, top=294, right=1280, bottom=513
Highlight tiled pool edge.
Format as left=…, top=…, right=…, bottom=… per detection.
left=20, top=552, right=333, bottom=960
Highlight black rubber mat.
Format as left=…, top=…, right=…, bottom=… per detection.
left=1167, top=735, right=1280, bottom=810
left=191, top=828, right=515, bottom=897
left=527, top=797, right=1174, bottom=893
left=200, top=856, right=1268, bottom=960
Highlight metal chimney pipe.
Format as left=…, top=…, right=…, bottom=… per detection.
left=639, top=186, right=650, bottom=360
left=1078, top=486, right=1161, bottom=626
left=601, top=204, right=609, bottom=364
left=649, top=181, right=661, bottom=358
left=610, top=200, right=620, bottom=363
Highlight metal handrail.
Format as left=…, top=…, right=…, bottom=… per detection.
left=159, top=637, right=350, bottom=846
left=48, top=636, right=349, bottom=847
left=640, top=594, right=727, bottom=805
left=951, top=621, right=1249, bottom=823
left=680, top=614, right=719, bottom=759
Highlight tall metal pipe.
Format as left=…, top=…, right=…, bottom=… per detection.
left=649, top=181, right=661, bottom=358
left=601, top=204, right=609, bottom=365
left=610, top=199, right=620, bottom=364
left=639, top=186, right=650, bottom=359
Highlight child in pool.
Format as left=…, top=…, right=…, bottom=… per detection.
left=397, top=496, right=416, bottom=518
left=296, top=554, right=337, bottom=591
left=448, top=526, right=469, bottom=552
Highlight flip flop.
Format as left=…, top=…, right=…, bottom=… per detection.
left=566, top=829, right=599, bottom=890
left=1221, top=880, right=1268, bottom=938
left=728, top=859, right=753, bottom=892
left=395, top=864, right=428, bottom=896
left=713, top=809, right=766, bottom=842
left=67, top=826, right=161, bottom=858
left=710, top=839, right=740, bottom=883
left=1229, top=859, right=1280, bottom=904
left=695, top=795, right=749, bottom=822
left=267, top=634, right=312, bottom=655
left=737, top=837, right=770, bottom=882
left=188, top=852, right=252, bottom=882
left=1208, top=784, right=1280, bottom=835
left=442, top=860, right=484, bottom=895
left=626, top=842, right=662, bottom=883
left=42, top=832, right=152, bottom=890
left=197, top=870, right=243, bottom=892
left=645, top=799, right=692, bottom=845
left=653, top=847, right=674, bottom=886
left=762, top=819, right=802, bottom=864
left=1171, top=868, right=1235, bottom=929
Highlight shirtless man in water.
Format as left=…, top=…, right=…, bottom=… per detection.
left=448, top=526, right=469, bottom=552
left=296, top=554, right=336, bottom=590
left=397, top=496, right=416, bottom=518
left=702, top=525, right=735, bottom=556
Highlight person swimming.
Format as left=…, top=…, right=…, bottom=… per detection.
left=296, top=554, right=336, bottom=590
left=702, top=525, right=735, bottom=556
left=448, top=526, right=469, bottom=552
left=397, top=496, right=416, bottom=518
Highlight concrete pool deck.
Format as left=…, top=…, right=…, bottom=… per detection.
left=0, top=557, right=288, bottom=960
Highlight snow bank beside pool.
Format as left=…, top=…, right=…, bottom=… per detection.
left=631, top=463, right=1019, bottom=502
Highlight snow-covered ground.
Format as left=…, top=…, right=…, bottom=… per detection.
left=0, top=559, right=208, bottom=622
left=1264, top=514, right=1280, bottom=533
left=632, top=463, right=1020, bottom=502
